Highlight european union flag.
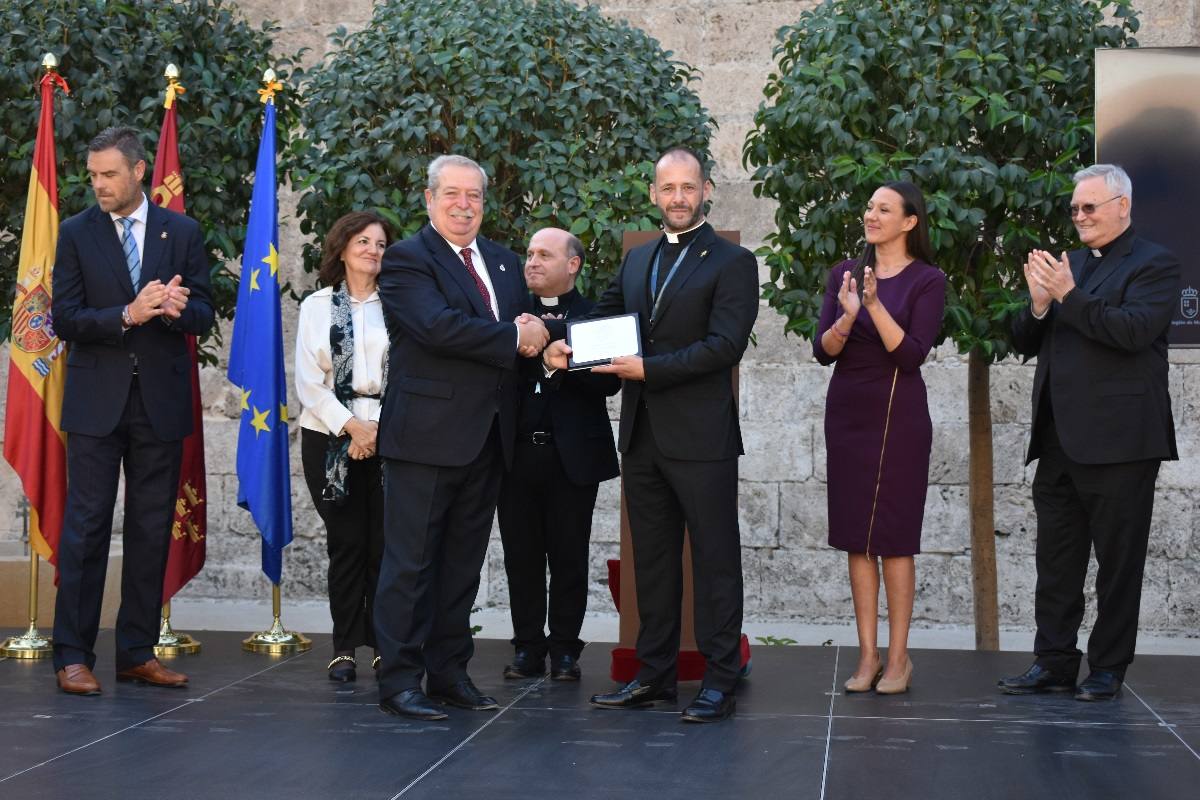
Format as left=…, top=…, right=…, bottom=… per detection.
left=227, top=95, right=292, bottom=584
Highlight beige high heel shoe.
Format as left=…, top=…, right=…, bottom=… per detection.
left=875, top=657, right=913, bottom=695
left=844, top=657, right=884, bottom=693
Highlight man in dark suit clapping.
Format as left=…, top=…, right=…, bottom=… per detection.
left=1000, top=163, right=1180, bottom=702
left=498, top=228, right=620, bottom=683
left=374, top=155, right=549, bottom=720
left=544, top=147, right=759, bottom=722
left=51, top=126, right=214, bottom=695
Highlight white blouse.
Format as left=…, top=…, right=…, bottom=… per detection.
left=294, top=286, right=388, bottom=435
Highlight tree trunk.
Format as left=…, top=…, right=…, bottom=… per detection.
left=968, top=350, right=999, bottom=650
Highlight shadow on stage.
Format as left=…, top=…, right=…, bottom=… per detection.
left=1, top=632, right=1197, bottom=799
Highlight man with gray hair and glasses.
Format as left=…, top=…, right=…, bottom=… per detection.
left=1000, top=163, right=1180, bottom=701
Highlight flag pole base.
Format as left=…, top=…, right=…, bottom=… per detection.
left=242, top=617, right=311, bottom=655
left=154, top=607, right=201, bottom=657
left=1, top=624, right=53, bottom=659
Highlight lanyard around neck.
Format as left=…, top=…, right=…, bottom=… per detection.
left=649, top=241, right=692, bottom=322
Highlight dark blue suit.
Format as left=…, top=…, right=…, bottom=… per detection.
left=374, top=223, right=527, bottom=698
left=51, top=199, right=213, bottom=672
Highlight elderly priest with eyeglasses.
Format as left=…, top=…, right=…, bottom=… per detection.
left=999, top=163, right=1180, bottom=702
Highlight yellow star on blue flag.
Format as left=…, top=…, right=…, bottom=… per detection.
left=227, top=94, right=292, bottom=584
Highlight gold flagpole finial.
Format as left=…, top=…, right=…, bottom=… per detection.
left=41, top=52, right=58, bottom=71
left=163, top=63, right=185, bottom=109
left=258, top=67, right=282, bottom=104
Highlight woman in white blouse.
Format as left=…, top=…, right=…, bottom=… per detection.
left=296, top=211, right=392, bottom=682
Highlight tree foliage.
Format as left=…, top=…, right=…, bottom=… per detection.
left=744, top=0, right=1139, bottom=359
left=289, top=0, right=713, bottom=298
left=0, top=0, right=300, bottom=351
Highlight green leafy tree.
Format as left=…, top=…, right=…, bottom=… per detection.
left=289, top=0, right=713, bottom=296
left=0, top=0, right=300, bottom=354
left=744, top=0, right=1138, bottom=646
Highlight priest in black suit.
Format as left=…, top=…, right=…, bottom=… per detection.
left=498, top=227, right=620, bottom=683
left=51, top=127, right=213, bottom=695
left=374, top=154, right=549, bottom=720
left=544, top=147, right=759, bottom=722
left=1000, top=164, right=1180, bottom=702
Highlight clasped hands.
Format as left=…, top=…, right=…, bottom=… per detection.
left=515, top=313, right=550, bottom=357
left=1023, top=249, right=1074, bottom=316
left=127, top=274, right=190, bottom=325
left=343, top=418, right=378, bottom=460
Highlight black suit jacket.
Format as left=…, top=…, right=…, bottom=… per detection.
left=52, top=201, right=214, bottom=441
left=526, top=291, right=620, bottom=486
left=377, top=223, right=528, bottom=469
left=588, top=223, right=759, bottom=461
left=1011, top=232, right=1180, bottom=465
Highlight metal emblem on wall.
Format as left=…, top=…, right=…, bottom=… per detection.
left=1096, top=47, right=1200, bottom=347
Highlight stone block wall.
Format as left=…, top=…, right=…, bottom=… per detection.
left=2, top=0, right=1198, bottom=635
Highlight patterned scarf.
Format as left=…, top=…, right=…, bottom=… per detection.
left=323, top=281, right=387, bottom=505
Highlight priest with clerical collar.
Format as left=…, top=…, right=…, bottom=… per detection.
left=496, top=226, right=620, bottom=684
left=1002, top=163, right=1180, bottom=703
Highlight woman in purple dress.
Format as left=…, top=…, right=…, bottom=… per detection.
left=813, top=181, right=946, bottom=695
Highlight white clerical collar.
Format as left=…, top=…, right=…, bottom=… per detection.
left=539, top=295, right=560, bottom=307
left=110, top=193, right=149, bottom=225
left=1091, top=249, right=1102, bottom=257
left=664, top=218, right=706, bottom=244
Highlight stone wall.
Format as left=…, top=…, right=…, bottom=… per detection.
left=2, top=0, right=1198, bottom=633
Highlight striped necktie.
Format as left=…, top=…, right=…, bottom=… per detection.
left=119, top=216, right=141, bottom=289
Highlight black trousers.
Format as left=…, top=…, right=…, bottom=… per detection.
left=622, top=414, right=743, bottom=693
left=497, top=440, right=599, bottom=661
left=1032, top=420, right=1160, bottom=679
left=301, top=428, right=384, bottom=652
left=374, top=424, right=504, bottom=700
left=53, top=379, right=182, bottom=672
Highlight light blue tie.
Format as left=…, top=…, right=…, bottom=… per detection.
left=119, top=217, right=141, bottom=289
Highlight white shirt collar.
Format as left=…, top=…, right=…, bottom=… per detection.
left=110, top=193, right=149, bottom=225
left=664, top=217, right=706, bottom=244
left=431, top=223, right=479, bottom=260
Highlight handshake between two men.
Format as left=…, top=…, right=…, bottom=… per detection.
left=513, top=312, right=646, bottom=382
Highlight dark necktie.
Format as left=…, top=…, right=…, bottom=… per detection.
left=459, top=247, right=495, bottom=320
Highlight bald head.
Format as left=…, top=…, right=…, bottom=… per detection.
left=525, top=227, right=583, bottom=298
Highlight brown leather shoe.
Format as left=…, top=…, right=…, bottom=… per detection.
left=116, top=658, right=188, bottom=688
left=57, top=664, right=102, bottom=695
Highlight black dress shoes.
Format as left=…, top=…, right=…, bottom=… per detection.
left=590, top=679, right=677, bottom=709
left=429, top=679, right=500, bottom=711
left=1075, top=670, right=1123, bottom=701
left=550, top=654, right=581, bottom=681
left=379, top=688, right=448, bottom=721
left=503, top=650, right=546, bottom=679
left=998, top=663, right=1076, bottom=695
left=681, top=688, right=735, bottom=723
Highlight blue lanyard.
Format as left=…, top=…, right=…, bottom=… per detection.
left=649, top=241, right=692, bottom=321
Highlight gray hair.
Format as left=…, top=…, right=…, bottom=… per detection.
left=88, top=126, right=147, bottom=168
left=1072, top=163, right=1132, bottom=205
left=427, top=154, right=488, bottom=194
left=565, top=232, right=584, bottom=269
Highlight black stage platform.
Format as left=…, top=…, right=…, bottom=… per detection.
left=1, top=631, right=1197, bottom=799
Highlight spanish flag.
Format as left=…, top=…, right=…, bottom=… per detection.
left=4, top=68, right=70, bottom=566
left=151, top=77, right=207, bottom=603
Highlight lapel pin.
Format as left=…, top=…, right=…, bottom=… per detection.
left=700, top=249, right=708, bottom=258
left=161, top=231, right=168, bottom=239
left=499, top=264, right=506, bottom=271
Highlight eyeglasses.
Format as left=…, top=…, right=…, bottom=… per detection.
left=1068, top=195, right=1122, bottom=218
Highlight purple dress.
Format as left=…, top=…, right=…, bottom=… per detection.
left=814, top=259, right=946, bottom=556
